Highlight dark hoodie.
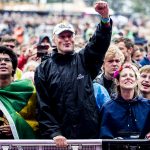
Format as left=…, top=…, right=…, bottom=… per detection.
left=38, top=35, right=52, bottom=46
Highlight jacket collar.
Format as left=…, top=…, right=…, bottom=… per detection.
left=51, top=48, right=75, bottom=62
left=114, top=95, right=140, bottom=103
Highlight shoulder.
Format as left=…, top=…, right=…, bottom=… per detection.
left=101, top=99, right=114, bottom=109
left=135, top=96, right=150, bottom=107
left=140, top=57, right=149, bottom=64
left=139, top=96, right=150, bottom=102
left=95, top=72, right=104, bottom=83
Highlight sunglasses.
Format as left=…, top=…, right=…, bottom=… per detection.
left=0, top=58, right=12, bottom=62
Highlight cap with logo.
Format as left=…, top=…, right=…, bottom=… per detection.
left=53, top=22, right=75, bottom=35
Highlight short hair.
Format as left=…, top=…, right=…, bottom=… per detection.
left=1, top=36, right=16, bottom=44
left=131, top=45, right=140, bottom=57
left=113, top=37, right=134, bottom=49
left=0, top=46, right=18, bottom=76
left=104, top=44, right=125, bottom=64
left=139, top=65, right=150, bottom=74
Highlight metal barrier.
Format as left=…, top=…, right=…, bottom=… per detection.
left=0, top=140, right=102, bottom=150
left=0, top=139, right=149, bottom=150
left=102, top=139, right=150, bottom=150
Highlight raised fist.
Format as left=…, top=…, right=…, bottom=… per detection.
left=94, top=1, right=109, bottom=18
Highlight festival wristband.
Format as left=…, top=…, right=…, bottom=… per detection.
left=101, top=17, right=110, bottom=24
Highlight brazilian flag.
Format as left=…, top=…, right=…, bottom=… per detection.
left=0, top=79, right=38, bottom=139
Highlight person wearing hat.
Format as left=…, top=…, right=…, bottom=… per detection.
left=36, top=35, right=53, bottom=58
left=34, top=1, right=112, bottom=147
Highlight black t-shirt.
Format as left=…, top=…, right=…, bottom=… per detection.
left=103, top=76, right=113, bottom=95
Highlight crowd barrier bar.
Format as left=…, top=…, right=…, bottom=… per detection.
left=0, top=139, right=149, bottom=150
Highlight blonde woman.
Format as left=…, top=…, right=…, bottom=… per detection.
left=100, top=63, right=150, bottom=139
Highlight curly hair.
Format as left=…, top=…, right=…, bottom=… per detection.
left=0, top=46, right=18, bottom=77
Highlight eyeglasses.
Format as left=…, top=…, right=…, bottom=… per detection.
left=0, top=58, right=12, bottom=63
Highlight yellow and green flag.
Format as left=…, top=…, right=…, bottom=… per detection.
left=0, top=79, right=38, bottom=139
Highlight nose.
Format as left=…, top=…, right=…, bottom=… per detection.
left=64, top=36, right=70, bottom=40
left=144, top=76, right=150, bottom=81
left=0, top=59, right=6, bottom=63
left=123, top=73, right=131, bottom=79
left=112, top=60, right=118, bottom=66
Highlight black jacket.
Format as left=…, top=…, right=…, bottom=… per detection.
left=34, top=21, right=112, bottom=139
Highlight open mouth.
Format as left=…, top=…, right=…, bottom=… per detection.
left=64, top=43, right=71, bottom=47
left=142, top=83, right=150, bottom=88
left=124, top=80, right=133, bottom=84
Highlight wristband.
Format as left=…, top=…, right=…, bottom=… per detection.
left=101, top=17, right=110, bottom=24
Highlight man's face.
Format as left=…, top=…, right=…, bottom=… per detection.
left=104, top=56, right=122, bottom=78
left=139, top=72, right=150, bottom=94
left=53, top=31, right=75, bottom=54
left=116, top=42, right=128, bottom=58
left=2, top=41, right=15, bottom=50
left=40, top=38, right=52, bottom=53
left=0, top=53, right=13, bottom=77
left=132, top=49, right=143, bottom=62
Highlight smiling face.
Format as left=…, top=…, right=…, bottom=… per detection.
left=53, top=31, right=75, bottom=54
left=119, top=67, right=137, bottom=90
left=139, top=72, right=150, bottom=95
left=0, top=53, right=13, bottom=77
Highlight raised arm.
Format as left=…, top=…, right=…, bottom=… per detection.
left=80, top=1, right=112, bottom=79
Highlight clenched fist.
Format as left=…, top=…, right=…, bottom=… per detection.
left=94, top=1, right=109, bottom=18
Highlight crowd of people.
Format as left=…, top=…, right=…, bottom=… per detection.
left=0, top=0, right=150, bottom=148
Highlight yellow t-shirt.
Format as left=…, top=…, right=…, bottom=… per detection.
left=14, top=68, right=22, bottom=80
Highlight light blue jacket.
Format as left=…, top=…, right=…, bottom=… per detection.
left=93, top=82, right=110, bottom=110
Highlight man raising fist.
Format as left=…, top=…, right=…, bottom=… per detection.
left=34, top=0, right=112, bottom=147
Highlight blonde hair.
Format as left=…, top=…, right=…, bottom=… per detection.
left=104, top=44, right=125, bottom=64
left=139, top=65, right=150, bottom=74
left=115, top=63, right=140, bottom=97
